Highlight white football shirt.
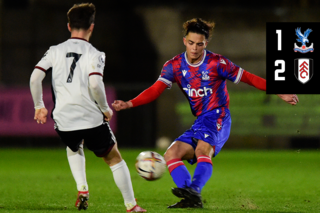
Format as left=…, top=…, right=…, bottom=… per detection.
left=35, top=38, right=106, bottom=131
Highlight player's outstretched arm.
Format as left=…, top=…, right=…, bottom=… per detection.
left=276, top=94, right=299, bottom=105
left=240, top=71, right=298, bottom=105
left=112, top=81, right=167, bottom=111
left=240, top=70, right=266, bottom=91
left=112, top=100, right=133, bottom=111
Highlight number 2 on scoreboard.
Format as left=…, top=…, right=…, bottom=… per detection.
left=275, top=60, right=285, bottom=81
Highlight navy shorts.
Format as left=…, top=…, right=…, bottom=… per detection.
left=175, top=107, right=231, bottom=164
left=55, top=122, right=116, bottom=157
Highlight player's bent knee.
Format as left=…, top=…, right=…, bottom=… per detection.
left=164, top=145, right=179, bottom=162
left=164, top=141, right=194, bottom=162
left=195, top=142, right=214, bottom=158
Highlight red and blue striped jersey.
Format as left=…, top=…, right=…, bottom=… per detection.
left=158, top=50, right=244, bottom=117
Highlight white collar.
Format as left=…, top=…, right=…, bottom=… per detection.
left=184, top=50, right=206, bottom=67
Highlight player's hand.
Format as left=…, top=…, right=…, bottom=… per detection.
left=104, top=108, right=113, bottom=121
left=277, top=94, right=299, bottom=105
left=112, top=100, right=133, bottom=111
left=34, top=108, right=48, bottom=124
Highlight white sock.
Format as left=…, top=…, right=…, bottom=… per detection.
left=110, top=160, right=136, bottom=209
left=67, top=145, right=88, bottom=192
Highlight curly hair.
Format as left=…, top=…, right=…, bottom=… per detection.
left=183, top=18, right=215, bottom=41
left=67, top=3, right=96, bottom=30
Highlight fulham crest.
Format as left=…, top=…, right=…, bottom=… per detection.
left=294, top=58, right=313, bottom=84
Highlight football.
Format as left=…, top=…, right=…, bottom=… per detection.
left=135, top=151, right=166, bottom=181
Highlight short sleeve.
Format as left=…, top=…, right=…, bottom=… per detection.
left=89, top=52, right=105, bottom=77
left=218, top=56, right=244, bottom=84
left=35, top=47, right=53, bottom=72
left=157, top=60, right=175, bottom=88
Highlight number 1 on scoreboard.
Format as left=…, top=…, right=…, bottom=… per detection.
left=276, top=29, right=282, bottom=51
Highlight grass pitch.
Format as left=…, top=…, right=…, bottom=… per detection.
left=0, top=148, right=319, bottom=213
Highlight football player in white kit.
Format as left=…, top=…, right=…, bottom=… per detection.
left=29, top=3, right=146, bottom=212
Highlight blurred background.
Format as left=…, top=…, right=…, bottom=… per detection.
left=0, top=0, right=320, bottom=150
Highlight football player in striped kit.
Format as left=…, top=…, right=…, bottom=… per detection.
left=30, top=3, right=146, bottom=212
left=112, top=18, right=298, bottom=208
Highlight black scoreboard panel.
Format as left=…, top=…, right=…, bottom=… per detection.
left=266, top=23, right=319, bottom=94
